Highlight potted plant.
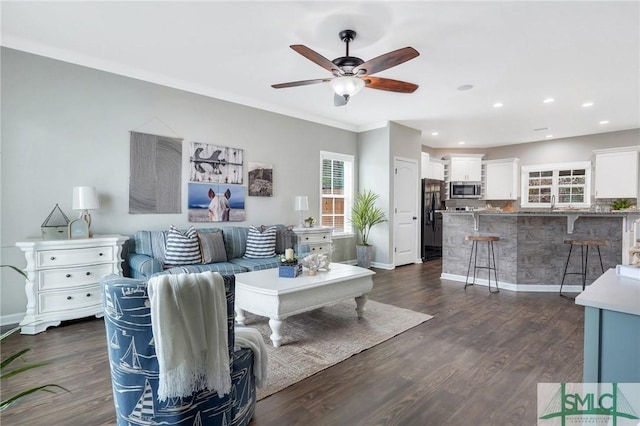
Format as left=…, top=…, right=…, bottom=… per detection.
left=0, top=265, right=69, bottom=411
left=351, top=190, right=387, bottom=268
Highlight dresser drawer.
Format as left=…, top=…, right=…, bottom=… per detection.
left=306, top=243, right=332, bottom=255
left=298, top=232, right=331, bottom=244
left=39, top=285, right=101, bottom=314
left=38, top=246, right=113, bottom=268
left=39, top=264, right=113, bottom=291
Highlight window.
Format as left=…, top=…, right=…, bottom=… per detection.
left=320, top=151, right=354, bottom=234
left=521, top=161, right=591, bottom=208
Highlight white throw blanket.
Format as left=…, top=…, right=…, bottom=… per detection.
left=148, top=271, right=231, bottom=401
left=235, top=326, right=268, bottom=388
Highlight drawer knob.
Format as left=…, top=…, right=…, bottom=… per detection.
left=50, top=256, right=56, bottom=261
left=305, top=237, right=309, bottom=240
left=66, top=296, right=72, bottom=300
left=66, top=274, right=71, bottom=278
left=85, top=272, right=91, bottom=276
left=86, top=293, right=91, bottom=297
left=99, top=253, right=104, bottom=256
left=323, top=236, right=326, bottom=239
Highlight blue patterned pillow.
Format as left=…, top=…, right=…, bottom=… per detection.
left=165, top=225, right=201, bottom=266
left=244, top=226, right=277, bottom=259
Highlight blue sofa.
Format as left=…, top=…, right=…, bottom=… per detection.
left=126, top=225, right=295, bottom=279
left=101, top=273, right=255, bottom=426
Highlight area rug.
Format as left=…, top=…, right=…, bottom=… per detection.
left=239, top=300, right=434, bottom=400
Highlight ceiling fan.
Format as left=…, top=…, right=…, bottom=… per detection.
left=272, top=29, right=420, bottom=106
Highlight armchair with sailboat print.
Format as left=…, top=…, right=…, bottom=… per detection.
left=100, top=272, right=256, bottom=426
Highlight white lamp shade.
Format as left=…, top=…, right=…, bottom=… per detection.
left=330, top=76, right=365, bottom=97
left=294, top=195, right=309, bottom=211
left=72, top=186, right=99, bottom=210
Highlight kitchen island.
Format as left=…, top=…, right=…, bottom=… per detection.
left=441, top=209, right=640, bottom=292
left=575, top=268, right=640, bottom=382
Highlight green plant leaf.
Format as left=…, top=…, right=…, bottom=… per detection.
left=0, top=348, right=31, bottom=370
left=1, top=361, right=51, bottom=380
left=0, top=265, right=27, bottom=279
left=351, top=189, right=387, bottom=245
left=0, top=384, right=70, bottom=412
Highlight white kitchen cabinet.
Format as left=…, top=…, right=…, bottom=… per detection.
left=446, top=154, right=483, bottom=182
left=15, top=234, right=128, bottom=334
left=594, top=147, right=640, bottom=199
left=484, top=158, right=520, bottom=200
left=421, top=153, right=445, bottom=180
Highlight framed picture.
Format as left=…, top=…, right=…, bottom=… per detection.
left=189, top=142, right=244, bottom=184
left=187, top=182, right=246, bottom=222
left=248, top=162, right=273, bottom=196
left=68, top=218, right=89, bottom=239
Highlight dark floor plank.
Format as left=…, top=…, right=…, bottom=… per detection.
left=0, top=260, right=583, bottom=425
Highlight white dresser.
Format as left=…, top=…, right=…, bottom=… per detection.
left=15, top=234, right=128, bottom=334
left=293, top=227, right=333, bottom=261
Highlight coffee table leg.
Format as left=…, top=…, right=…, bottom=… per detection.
left=355, top=294, right=368, bottom=318
left=235, top=307, right=246, bottom=325
left=268, top=318, right=283, bottom=348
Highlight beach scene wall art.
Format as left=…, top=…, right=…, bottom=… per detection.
left=188, top=182, right=246, bottom=222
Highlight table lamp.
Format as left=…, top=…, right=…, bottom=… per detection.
left=72, top=186, right=99, bottom=235
left=294, top=195, right=309, bottom=228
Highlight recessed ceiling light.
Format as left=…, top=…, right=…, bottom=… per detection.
left=493, top=102, right=503, bottom=108
left=599, top=120, right=609, bottom=125
left=543, top=98, right=555, bottom=103
left=582, top=102, right=594, bottom=107
left=546, top=134, right=553, bottom=138
left=431, top=132, right=439, bottom=136
left=458, top=141, right=465, bottom=145
left=457, top=84, right=474, bottom=91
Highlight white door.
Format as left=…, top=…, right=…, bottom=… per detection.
left=394, top=157, right=419, bottom=266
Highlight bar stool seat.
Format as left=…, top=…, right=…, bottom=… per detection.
left=560, top=239, right=607, bottom=298
left=464, top=235, right=500, bottom=293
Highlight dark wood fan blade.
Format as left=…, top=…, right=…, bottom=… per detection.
left=290, top=45, right=342, bottom=74
left=363, top=76, right=418, bottom=93
left=272, top=78, right=332, bottom=89
left=353, top=47, right=419, bottom=76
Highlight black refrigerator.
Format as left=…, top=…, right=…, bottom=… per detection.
left=421, top=179, right=445, bottom=261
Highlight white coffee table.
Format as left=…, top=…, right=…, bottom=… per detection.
left=234, top=263, right=375, bottom=347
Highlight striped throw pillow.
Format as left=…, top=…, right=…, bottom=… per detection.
left=165, top=225, right=202, bottom=266
left=244, top=225, right=277, bottom=259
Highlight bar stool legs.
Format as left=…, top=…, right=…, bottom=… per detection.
left=560, top=239, right=606, bottom=298
left=464, top=236, right=499, bottom=293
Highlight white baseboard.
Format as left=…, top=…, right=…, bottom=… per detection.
left=371, top=261, right=395, bottom=270
left=440, top=273, right=585, bottom=293
left=1, top=312, right=24, bottom=327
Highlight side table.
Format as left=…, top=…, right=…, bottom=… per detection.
left=293, top=226, right=333, bottom=261
left=15, top=234, right=128, bottom=334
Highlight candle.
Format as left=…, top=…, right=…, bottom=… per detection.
left=285, top=248, right=294, bottom=260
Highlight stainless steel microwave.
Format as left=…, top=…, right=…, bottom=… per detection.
left=450, top=181, right=482, bottom=199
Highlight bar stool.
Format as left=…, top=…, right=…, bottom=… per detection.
left=464, top=235, right=500, bottom=293
left=559, top=239, right=607, bottom=298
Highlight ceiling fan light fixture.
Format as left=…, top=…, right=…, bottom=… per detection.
left=330, top=76, right=365, bottom=97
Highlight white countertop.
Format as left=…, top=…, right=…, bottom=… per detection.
left=575, top=268, right=640, bottom=316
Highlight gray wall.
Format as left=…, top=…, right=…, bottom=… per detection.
left=357, top=126, right=391, bottom=265
left=0, top=48, right=358, bottom=321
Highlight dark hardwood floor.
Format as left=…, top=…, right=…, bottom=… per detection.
left=0, top=260, right=583, bottom=425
